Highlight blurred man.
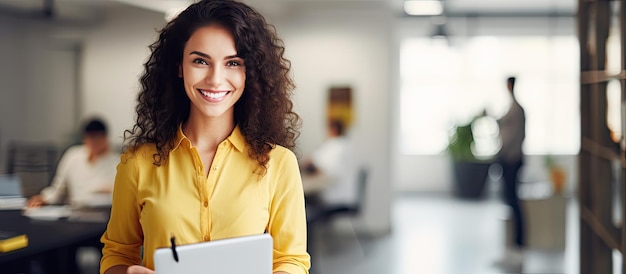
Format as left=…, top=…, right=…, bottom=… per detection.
left=495, top=76, right=526, bottom=271
left=26, top=118, right=119, bottom=208
left=302, top=119, right=358, bottom=207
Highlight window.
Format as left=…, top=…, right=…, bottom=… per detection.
left=399, top=36, right=580, bottom=155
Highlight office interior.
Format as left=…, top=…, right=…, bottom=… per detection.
left=0, top=0, right=623, bottom=273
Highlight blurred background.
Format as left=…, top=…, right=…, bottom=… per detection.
left=0, top=0, right=623, bottom=273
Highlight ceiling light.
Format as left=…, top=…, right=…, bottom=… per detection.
left=404, top=0, right=443, bottom=16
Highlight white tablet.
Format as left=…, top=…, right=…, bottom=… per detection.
left=154, top=233, right=273, bottom=274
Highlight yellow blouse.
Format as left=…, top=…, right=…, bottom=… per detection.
left=100, top=126, right=310, bottom=274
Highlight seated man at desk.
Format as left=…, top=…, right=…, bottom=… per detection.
left=301, top=119, right=358, bottom=207
left=26, top=118, right=120, bottom=209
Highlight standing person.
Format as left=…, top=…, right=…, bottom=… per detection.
left=495, top=76, right=526, bottom=271
left=26, top=118, right=119, bottom=208
left=99, top=1, right=309, bottom=274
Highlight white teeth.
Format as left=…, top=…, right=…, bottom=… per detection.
left=199, top=90, right=228, bottom=99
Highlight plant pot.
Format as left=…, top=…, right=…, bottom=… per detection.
left=452, top=161, right=492, bottom=199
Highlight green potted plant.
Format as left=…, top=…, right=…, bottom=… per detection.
left=447, top=114, right=497, bottom=199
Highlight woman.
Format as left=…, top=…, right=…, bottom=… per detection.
left=100, top=1, right=309, bottom=273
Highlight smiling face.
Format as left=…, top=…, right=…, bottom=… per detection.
left=180, top=24, right=246, bottom=122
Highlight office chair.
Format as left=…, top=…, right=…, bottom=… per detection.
left=318, top=166, right=368, bottom=220
left=306, top=166, right=368, bottom=274
left=6, top=141, right=57, bottom=197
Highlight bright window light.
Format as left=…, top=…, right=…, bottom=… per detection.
left=404, top=1, right=443, bottom=16
left=399, top=36, right=580, bottom=155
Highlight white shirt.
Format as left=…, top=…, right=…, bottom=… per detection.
left=311, top=136, right=358, bottom=205
left=41, top=145, right=120, bottom=208
left=497, top=98, right=526, bottom=163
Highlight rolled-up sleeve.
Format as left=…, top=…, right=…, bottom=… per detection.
left=269, top=150, right=311, bottom=274
left=100, top=152, right=144, bottom=273
left=41, top=147, right=75, bottom=204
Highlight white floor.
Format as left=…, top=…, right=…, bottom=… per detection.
left=312, top=192, right=582, bottom=274
left=77, top=191, right=602, bottom=274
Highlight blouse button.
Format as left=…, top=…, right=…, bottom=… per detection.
left=213, top=166, right=219, bottom=171
left=203, top=235, right=209, bottom=241
left=203, top=201, right=208, bottom=207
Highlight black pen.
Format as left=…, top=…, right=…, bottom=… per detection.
left=170, top=235, right=179, bottom=262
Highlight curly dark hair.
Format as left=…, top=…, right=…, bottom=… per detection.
left=124, top=0, right=301, bottom=173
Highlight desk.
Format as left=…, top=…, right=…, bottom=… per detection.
left=302, top=174, right=332, bottom=274
left=0, top=208, right=108, bottom=272
left=505, top=194, right=567, bottom=250
left=302, top=173, right=330, bottom=195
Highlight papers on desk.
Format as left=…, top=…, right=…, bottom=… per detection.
left=21, top=205, right=110, bottom=223
left=0, top=197, right=26, bottom=210
left=301, top=173, right=331, bottom=194
left=67, top=209, right=110, bottom=223
left=23, top=205, right=72, bottom=221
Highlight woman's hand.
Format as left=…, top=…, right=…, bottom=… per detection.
left=127, top=265, right=155, bottom=274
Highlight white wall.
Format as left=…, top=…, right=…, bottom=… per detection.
left=271, top=5, right=393, bottom=235
left=0, top=15, right=82, bottom=170
left=0, top=4, right=161, bottom=170
left=0, top=16, right=23, bottom=169
left=81, top=5, right=165, bottom=146
left=394, top=154, right=579, bottom=196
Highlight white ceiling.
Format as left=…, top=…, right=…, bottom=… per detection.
left=113, top=0, right=577, bottom=15
left=445, top=0, right=575, bottom=15
left=0, top=0, right=578, bottom=20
